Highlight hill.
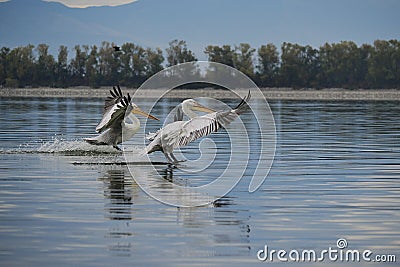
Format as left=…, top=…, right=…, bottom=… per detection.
left=1, top=0, right=399, bottom=58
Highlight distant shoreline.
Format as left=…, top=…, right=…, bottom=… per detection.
left=1, top=87, right=400, bottom=101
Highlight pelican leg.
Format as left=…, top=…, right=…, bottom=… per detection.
left=113, top=145, right=122, bottom=151
left=170, top=153, right=179, bottom=163
left=170, top=153, right=186, bottom=163
left=163, top=152, right=174, bottom=163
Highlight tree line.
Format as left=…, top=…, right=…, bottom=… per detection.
left=0, top=39, right=399, bottom=89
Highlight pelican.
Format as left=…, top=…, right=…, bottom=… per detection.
left=144, top=91, right=251, bottom=163
left=84, top=85, right=159, bottom=150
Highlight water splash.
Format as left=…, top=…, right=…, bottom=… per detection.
left=1, top=137, right=124, bottom=156
left=37, top=138, right=120, bottom=155
left=1, top=138, right=165, bottom=165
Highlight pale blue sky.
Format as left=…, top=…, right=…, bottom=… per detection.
left=0, top=0, right=399, bottom=59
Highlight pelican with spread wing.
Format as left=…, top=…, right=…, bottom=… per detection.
left=84, top=85, right=159, bottom=150
left=144, top=91, right=251, bottom=163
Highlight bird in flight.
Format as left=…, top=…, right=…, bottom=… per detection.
left=144, top=91, right=251, bottom=163
left=85, top=85, right=159, bottom=150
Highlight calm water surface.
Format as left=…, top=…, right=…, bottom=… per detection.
left=0, top=97, right=399, bottom=266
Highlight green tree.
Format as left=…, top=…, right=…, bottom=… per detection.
left=319, top=41, right=367, bottom=88
left=70, top=45, right=88, bottom=85
left=280, top=42, right=318, bottom=88
left=144, top=47, right=164, bottom=77
left=256, top=43, right=279, bottom=87
left=0, top=47, right=10, bottom=87
left=56, top=45, right=69, bottom=87
left=131, top=44, right=147, bottom=85
left=204, top=45, right=234, bottom=67
left=1, top=40, right=399, bottom=89
left=35, top=44, right=56, bottom=86
left=7, top=45, right=35, bottom=87
left=357, top=43, right=372, bottom=88
left=367, top=40, right=400, bottom=88
left=120, top=42, right=135, bottom=85
left=98, top=41, right=120, bottom=85
left=119, top=42, right=148, bottom=87
left=86, top=45, right=100, bottom=88
left=166, top=39, right=196, bottom=66
left=233, top=43, right=255, bottom=78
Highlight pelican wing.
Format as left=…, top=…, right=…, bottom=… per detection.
left=169, top=114, right=222, bottom=148
left=146, top=104, right=184, bottom=141
left=103, top=85, right=123, bottom=115
left=96, top=93, right=132, bottom=133
left=166, top=91, right=251, bottom=149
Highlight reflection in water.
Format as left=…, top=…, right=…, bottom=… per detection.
left=157, top=165, right=175, bottom=183
left=99, top=169, right=135, bottom=220
left=0, top=97, right=400, bottom=266
left=99, top=168, right=136, bottom=256
left=212, top=197, right=252, bottom=256
left=98, top=165, right=252, bottom=258
left=176, top=197, right=252, bottom=257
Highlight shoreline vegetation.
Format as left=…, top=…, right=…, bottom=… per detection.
left=1, top=39, right=399, bottom=90
left=1, top=87, right=399, bottom=101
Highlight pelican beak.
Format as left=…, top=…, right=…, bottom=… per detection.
left=132, top=108, right=159, bottom=121
left=192, top=103, right=216, bottom=113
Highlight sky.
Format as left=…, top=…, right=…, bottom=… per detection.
left=0, top=0, right=399, bottom=59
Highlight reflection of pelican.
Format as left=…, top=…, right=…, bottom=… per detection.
left=158, top=165, right=175, bottom=182
left=101, top=169, right=132, bottom=203
left=144, top=91, right=251, bottom=163
left=99, top=169, right=134, bottom=221
left=85, top=85, right=159, bottom=150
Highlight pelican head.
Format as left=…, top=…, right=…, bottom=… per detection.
left=182, top=99, right=216, bottom=117
left=130, top=103, right=159, bottom=121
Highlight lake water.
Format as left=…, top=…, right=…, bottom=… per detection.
left=0, top=96, right=399, bottom=266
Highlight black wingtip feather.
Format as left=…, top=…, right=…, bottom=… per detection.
left=111, top=85, right=122, bottom=98
left=122, top=95, right=131, bottom=107
left=234, top=90, right=251, bottom=114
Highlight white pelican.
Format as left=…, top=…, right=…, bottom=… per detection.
left=84, top=85, right=159, bottom=150
left=144, top=91, right=251, bottom=163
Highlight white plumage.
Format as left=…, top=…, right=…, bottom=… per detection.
left=84, top=85, right=159, bottom=150
left=145, top=91, right=251, bottom=163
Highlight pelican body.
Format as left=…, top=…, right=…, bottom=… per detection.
left=145, top=92, right=251, bottom=163
left=84, top=86, right=158, bottom=150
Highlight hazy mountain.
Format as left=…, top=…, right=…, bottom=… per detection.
left=1, top=0, right=399, bottom=59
